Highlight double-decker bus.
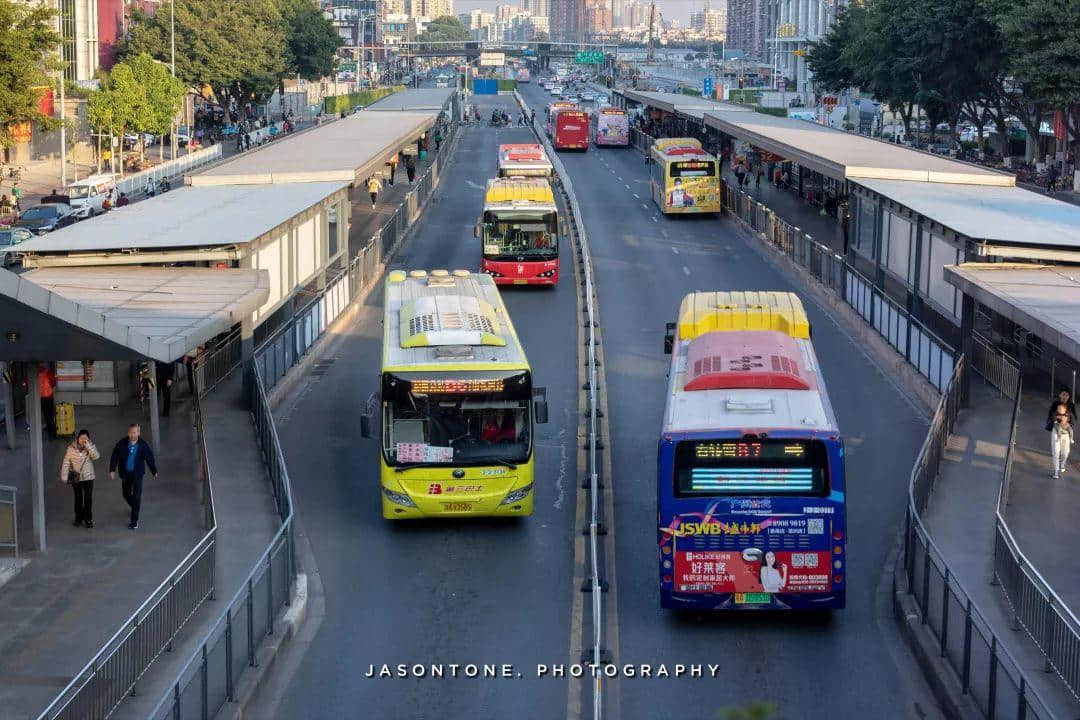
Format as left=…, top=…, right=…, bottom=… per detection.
left=364, top=269, right=550, bottom=519
left=658, top=291, right=846, bottom=610
left=549, top=107, right=589, bottom=150
left=649, top=138, right=722, bottom=214
left=591, top=106, right=630, bottom=147
left=476, top=178, right=560, bottom=285
left=497, top=143, right=553, bottom=178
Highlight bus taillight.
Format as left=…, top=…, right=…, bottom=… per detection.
left=662, top=574, right=673, bottom=583
left=833, top=530, right=843, bottom=540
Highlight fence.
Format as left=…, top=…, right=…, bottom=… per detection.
left=720, top=178, right=956, bottom=392
left=972, top=330, right=1022, bottom=400
left=148, top=361, right=295, bottom=720
left=902, top=357, right=1055, bottom=719
left=993, top=378, right=1080, bottom=704
left=0, top=484, right=15, bottom=557
left=113, top=143, right=224, bottom=196
left=37, top=390, right=217, bottom=720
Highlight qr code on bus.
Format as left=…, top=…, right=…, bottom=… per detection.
left=807, top=518, right=824, bottom=535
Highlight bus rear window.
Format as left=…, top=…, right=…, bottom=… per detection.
left=670, top=161, right=715, bottom=178
left=674, top=439, right=828, bottom=497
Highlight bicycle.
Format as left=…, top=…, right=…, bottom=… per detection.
left=3, top=165, right=24, bottom=182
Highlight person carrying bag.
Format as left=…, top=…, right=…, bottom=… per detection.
left=60, top=429, right=100, bottom=528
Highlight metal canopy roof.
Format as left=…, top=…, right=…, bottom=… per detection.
left=944, top=263, right=1080, bottom=362
left=365, top=88, right=455, bottom=112
left=0, top=266, right=269, bottom=363
left=190, top=111, right=436, bottom=187
left=620, top=89, right=750, bottom=117
left=9, top=182, right=347, bottom=257
left=703, top=109, right=1012, bottom=186
left=856, top=178, right=1080, bottom=250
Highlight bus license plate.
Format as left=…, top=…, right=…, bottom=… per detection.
left=513, top=279, right=527, bottom=285
left=734, top=593, right=770, bottom=604
left=442, top=502, right=473, bottom=512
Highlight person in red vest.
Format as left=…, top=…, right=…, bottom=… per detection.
left=38, top=363, right=57, bottom=438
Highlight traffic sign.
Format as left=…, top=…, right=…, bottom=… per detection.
left=575, top=50, right=604, bottom=64
left=703, top=77, right=713, bottom=97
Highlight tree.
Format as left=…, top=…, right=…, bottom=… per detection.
left=129, top=54, right=186, bottom=161
left=418, top=16, right=469, bottom=43
left=0, top=0, right=61, bottom=148
left=120, top=0, right=287, bottom=108
left=87, top=61, right=149, bottom=175
left=278, top=0, right=341, bottom=81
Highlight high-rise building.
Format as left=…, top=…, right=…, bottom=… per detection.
left=496, top=3, right=519, bottom=21
left=384, top=0, right=406, bottom=13
left=690, top=3, right=726, bottom=39
left=409, top=0, right=453, bottom=19
left=766, top=0, right=840, bottom=93
left=726, top=0, right=765, bottom=58
left=584, top=0, right=611, bottom=35
left=549, top=0, right=581, bottom=42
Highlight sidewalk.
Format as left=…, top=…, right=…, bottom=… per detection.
left=921, top=380, right=1080, bottom=717
left=0, top=392, right=205, bottom=719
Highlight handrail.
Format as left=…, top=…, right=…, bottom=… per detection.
left=37, top=389, right=217, bottom=720
left=994, top=376, right=1080, bottom=701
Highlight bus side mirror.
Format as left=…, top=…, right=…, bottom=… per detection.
left=360, top=393, right=377, bottom=438
left=533, top=387, right=549, bottom=424
left=559, top=219, right=568, bottom=237
left=474, top=221, right=481, bottom=238
left=664, top=322, right=676, bottom=354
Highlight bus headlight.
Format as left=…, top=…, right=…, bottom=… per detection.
left=484, top=269, right=504, bottom=278
left=383, top=487, right=416, bottom=507
left=500, top=483, right=533, bottom=505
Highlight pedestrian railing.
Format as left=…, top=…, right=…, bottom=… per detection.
left=902, top=358, right=1055, bottom=719
left=193, top=326, right=243, bottom=398
left=972, top=330, right=1021, bottom=400
left=720, top=178, right=956, bottom=392
left=37, top=389, right=217, bottom=720
left=0, top=484, right=16, bottom=557
left=147, top=360, right=295, bottom=720
left=994, top=378, right=1080, bottom=703
left=113, top=143, right=223, bottom=197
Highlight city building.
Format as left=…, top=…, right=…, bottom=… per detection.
left=726, top=0, right=766, bottom=58
left=584, top=0, right=612, bottom=36
left=550, top=0, right=582, bottom=42
left=496, top=3, right=519, bottom=21
left=519, top=0, right=549, bottom=19
left=620, top=0, right=649, bottom=29
left=765, top=0, right=841, bottom=94
left=382, top=12, right=409, bottom=45
left=690, top=3, right=726, bottom=40
left=409, top=0, right=453, bottom=19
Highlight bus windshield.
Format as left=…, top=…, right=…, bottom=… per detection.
left=673, top=438, right=829, bottom=497
left=482, top=213, right=557, bottom=259
left=382, top=370, right=532, bottom=466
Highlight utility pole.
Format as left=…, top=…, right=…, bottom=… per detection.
left=646, top=2, right=655, bottom=64
left=171, top=0, right=178, bottom=161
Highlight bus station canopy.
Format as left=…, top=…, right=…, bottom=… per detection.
left=620, top=89, right=749, bottom=119
left=856, top=178, right=1080, bottom=252
left=702, top=108, right=1012, bottom=186
left=9, top=181, right=348, bottom=260
left=365, top=88, right=456, bottom=112
left=0, top=266, right=268, bottom=363
left=945, top=263, right=1080, bottom=362
left=190, top=110, right=436, bottom=187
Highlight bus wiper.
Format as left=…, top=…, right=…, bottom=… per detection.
left=486, top=458, right=519, bottom=470
left=394, top=459, right=519, bottom=472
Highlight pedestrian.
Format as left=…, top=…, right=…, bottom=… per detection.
left=1047, top=164, right=1059, bottom=195
left=116, top=192, right=130, bottom=207
left=145, top=177, right=157, bottom=198
left=368, top=175, right=381, bottom=208
left=109, top=423, right=158, bottom=530
left=416, top=134, right=425, bottom=157
left=156, top=360, right=174, bottom=417
left=530, top=109, right=536, bottom=125
left=1050, top=402, right=1074, bottom=479
left=756, top=166, right=763, bottom=187
left=60, top=429, right=99, bottom=528
left=11, top=182, right=21, bottom=211
left=37, top=363, right=57, bottom=438
left=387, top=157, right=397, bottom=186
left=183, top=352, right=197, bottom=396
left=434, top=127, right=443, bottom=151
left=735, top=163, right=745, bottom=188
left=405, top=155, right=416, bottom=184
left=1047, top=387, right=1077, bottom=427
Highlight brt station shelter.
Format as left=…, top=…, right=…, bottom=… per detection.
left=364, top=86, right=459, bottom=118
left=619, top=87, right=1080, bottom=351
left=0, top=265, right=268, bottom=551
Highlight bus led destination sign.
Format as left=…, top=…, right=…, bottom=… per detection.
left=409, top=379, right=505, bottom=394
left=692, top=441, right=807, bottom=460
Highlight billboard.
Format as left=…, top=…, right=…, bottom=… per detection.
left=479, top=52, right=506, bottom=67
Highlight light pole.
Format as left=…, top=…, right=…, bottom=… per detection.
left=170, top=0, right=179, bottom=160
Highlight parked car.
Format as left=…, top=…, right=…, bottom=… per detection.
left=15, top=203, right=77, bottom=235
left=123, top=132, right=155, bottom=149
left=66, top=174, right=117, bottom=219
left=175, top=125, right=191, bottom=147
left=0, top=227, right=33, bottom=266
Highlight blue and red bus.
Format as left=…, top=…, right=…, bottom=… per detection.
left=658, top=291, right=846, bottom=611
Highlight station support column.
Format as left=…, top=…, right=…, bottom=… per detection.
left=1, top=362, right=14, bottom=450
left=27, top=363, right=46, bottom=551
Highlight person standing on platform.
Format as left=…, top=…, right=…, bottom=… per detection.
left=156, top=361, right=175, bottom=417
left=368, top=175, right=381, bottom=208
left=61, top=429, right=99, bottom=527
left=38, top=363, right=57, bottom=438
left=109, top=423, right=158, bottom=530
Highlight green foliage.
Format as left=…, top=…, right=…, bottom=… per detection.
left=728, top=89, right=762, bottom=106
left=754, top=106, right=788, bottom=117
left=323, top=86, right=401, bottom=115
left=497, top=79, right=518, bottom=92
left=278, top=0, right=341, bottom=81
left=129, top=54, right=186, bottom=137
left=717, top=702, right=777, bottom=720
left=417, top=15, right=468, bottom=51
left=87, top=53, right=185, bottom=143
left=0, top=0, right=62, bottom=146
left=996, top=0, right=1080, bottom=112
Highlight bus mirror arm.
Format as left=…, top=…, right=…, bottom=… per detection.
left=663, top=322, right=676, bottom=354
left=533, top=387, right=549, bottom=424
left=360, top=392, right=377, bottom=439
left=474, top=221, right=481, bottom=238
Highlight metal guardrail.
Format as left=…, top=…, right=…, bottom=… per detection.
left=972, top=330, right=1021, bottom=400
left=193, top=326, right=243, bottom=398
left=37, top=390, right=217, bottom=720
left=994, top=378, right=1080, bottom=703
left=718, top=176, right=956, bottom=392
left=113, top=143, right=223, bottom=196
left=0, top=484, right=16, bottom=557
left=148, top=361, right=295, bottom=720
left=902, top=357, right=1055, bottom=719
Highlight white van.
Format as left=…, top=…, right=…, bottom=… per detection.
left=66, top=174, right=117, bottom=219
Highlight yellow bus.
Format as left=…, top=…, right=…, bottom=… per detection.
left=362, top=269, right=549, bottom=519
left=649, top=138, right=722, bottom=215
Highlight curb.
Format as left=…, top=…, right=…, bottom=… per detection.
left=892, top=555, right=983, bottom=720
left=216, top=573, right=308, bottom=720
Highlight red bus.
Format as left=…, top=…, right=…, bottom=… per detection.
left=478, top=178, right=561, bottom=286
left=549, top=108, right=589, bottom=151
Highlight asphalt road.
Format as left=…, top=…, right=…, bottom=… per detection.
left=266, top=93, right=582, bottom=719
left=517, top=82, right=943, bottom=719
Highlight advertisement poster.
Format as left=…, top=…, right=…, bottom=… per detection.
left=673, top=549, right=831, bottom=594
left=597, top=115, right=629, bottom=145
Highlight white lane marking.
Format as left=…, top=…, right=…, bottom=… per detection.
left=641, top=203, right=649, bottom=209
left=466, top=180, right=485, bottom=190
left=652, top=216, right=658, bottom=222
left=671, top=247, right=679, bottom=255
left=633, top=193, right=640, bottom=199
left=624, top=184, right=630, bottom=190
left=617, top=176, right=623, bottom=181
left=682, top=265, right=691, bottom=276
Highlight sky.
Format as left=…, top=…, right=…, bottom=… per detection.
left=453, top=0, right=708, bottom=25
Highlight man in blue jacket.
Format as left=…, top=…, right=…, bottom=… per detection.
left=109, top=423, right=159, bottom=529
